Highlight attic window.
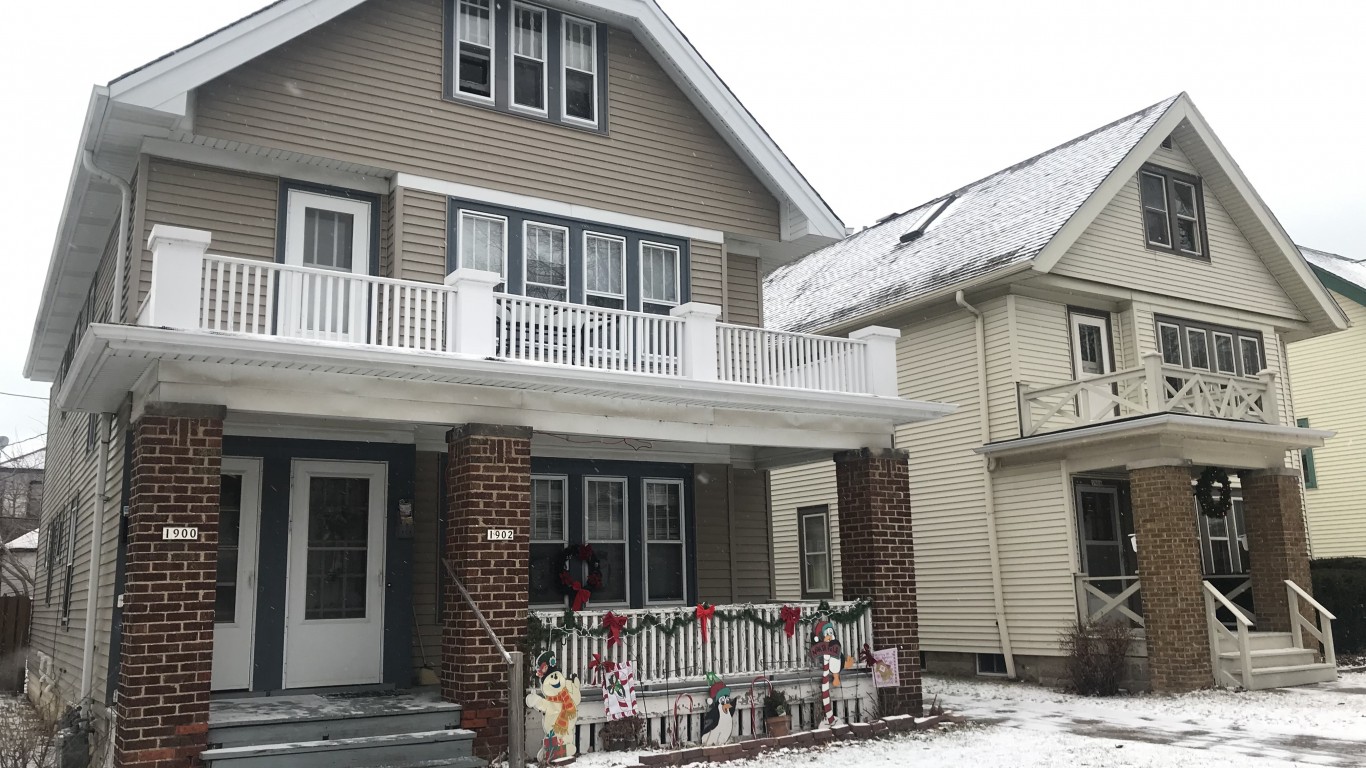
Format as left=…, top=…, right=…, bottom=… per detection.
left=1161, top=135, right=1173, bottom=150
left=1139, top=165, right=1208, bottom=260
left=899, top=195, right=957, bottom=244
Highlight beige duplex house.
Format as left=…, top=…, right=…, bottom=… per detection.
left=768, top=94, right=1347, bottom=693
left=1287, top=248, right=1366, bottom=558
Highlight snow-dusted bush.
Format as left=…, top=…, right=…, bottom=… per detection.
left=0, top=699, right=56, bottom=768
left=1058, top=618, right=1132, bottom=696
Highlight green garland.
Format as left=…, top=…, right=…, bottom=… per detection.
left=525, top=599, right=873, bottom=653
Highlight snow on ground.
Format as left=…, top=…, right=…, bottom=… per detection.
left=576, top=672, right=1366, bottom=768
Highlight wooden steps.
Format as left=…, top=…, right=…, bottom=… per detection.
left=1215, top=632, right=1339, bottom=690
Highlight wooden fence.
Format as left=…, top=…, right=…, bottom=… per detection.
left=0, top=595, right=32, bottom=692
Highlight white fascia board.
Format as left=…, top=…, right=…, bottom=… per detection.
left=107, top=0, right=368, bottom=113
left=975, top=413, right=1334, bottom=457
left=397, top=173, right=724, bottom=243
left=24, top=87, right=109, bottom=380
left=589, top=0, right=845, bottom=241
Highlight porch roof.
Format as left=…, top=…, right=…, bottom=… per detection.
left=975, top=413, right=1332, bottom=473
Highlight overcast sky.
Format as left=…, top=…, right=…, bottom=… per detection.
left=1, top=0, right=1363, bottom=451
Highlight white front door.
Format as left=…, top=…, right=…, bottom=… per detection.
left=282, top=189, right=372, bottom=342
left=213, top=458, right=262, bottom=691
left=1070, top=312, right=1114, bottom=421
left=284, top=460, right=387, bottom=689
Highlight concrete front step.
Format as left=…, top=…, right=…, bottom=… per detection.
left=200, top=728, right=480, bottom=768
left=1218, top=646, right=1321, bottom=670
left=209, top=689, right=463, bottom=749
left=1216, top=631, right=1295, bottom=654
left=1240, top=662, right=1339, bottom=690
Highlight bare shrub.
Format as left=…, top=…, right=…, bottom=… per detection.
left=1059, top=617, right=1133, bottom=696
left=0, top=700, right=57, bottom=768
left=598, top=714, right=647, bottom=752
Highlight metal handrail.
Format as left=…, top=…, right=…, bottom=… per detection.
left=443, top=559, right=525, bottom=767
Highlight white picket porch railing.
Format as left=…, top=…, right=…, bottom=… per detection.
left=137, top=227, right=903, bottom=399
left=1020, top=352, right=1278, bottom=436
left=531, top=602, right=874, bottom=688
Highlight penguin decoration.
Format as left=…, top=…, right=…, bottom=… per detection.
left=698, top=673, right=735, bottom=746
left=809, top=619, right=853, bottom=728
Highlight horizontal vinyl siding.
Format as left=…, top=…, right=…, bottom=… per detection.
left=397, top=188, right=448, bottom=283
left=411, top=451, right=442, bottom=680
left=1289, top=293, right=1366, bottom=557
left=193, top=0, right=780, bottom=240
left=694, top=465, right=732, bottom=604
left=1013, top=296, right=1073, bottom=390
left=730, top=469, right=772, bottom=601
left=768, top=462, right=839, bottom=601
left=1054, top=143, right=1303, bottom=322
left=993, top=463, right=1074, bottom=656
left=138, top=160, right=279, bottom=311
left=690, top=241, right=723, bottom=309
left=981, top=298, right=1017, bottom=442
left=894, top=312, right=996, bottom=652
left=724, top=255, right=762, bottom=327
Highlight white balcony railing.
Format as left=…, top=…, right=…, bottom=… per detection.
left=140, top=226, right=902, bottom=398
left=1019, top=352, right=1279, bottom=436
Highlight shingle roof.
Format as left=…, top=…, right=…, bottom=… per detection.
left=1301, top=246, right=1366, bottom=291
left=5, top=531, right=37, bottom=551
left=764, top=95, right=1181, bottom=334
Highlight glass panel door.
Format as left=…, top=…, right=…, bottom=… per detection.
left=1069, top=312, right=1113, bottom=421
left=282, top=190, right=371, bottom=342
left=212, top=458, right=261, bottom=691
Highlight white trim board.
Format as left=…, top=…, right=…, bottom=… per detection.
left=394, top=173, right=724, bottom=243
left=143, top=138, right=391, bottom=195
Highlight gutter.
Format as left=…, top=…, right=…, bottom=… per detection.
left=954, top=290, right=1017, bottom=678
left=80, top=151, right=132, bottom=324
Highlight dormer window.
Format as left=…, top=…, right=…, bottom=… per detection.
left=447, top=1, right=607, bottom=131
left=1139, top=164, right=1208, bottom=259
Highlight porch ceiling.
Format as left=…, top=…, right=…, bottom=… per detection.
left=976, top=413, right=1332, bottom=473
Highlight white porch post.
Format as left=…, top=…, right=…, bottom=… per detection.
left=671, top=302, right=722, bottom=381
left=444, top=268, right=503, bottom=357
left=850, top=326, right=901, bottom=397
left=1143, top=352, right=1166, bottom=412
left=1258, top=369, right=1280, bottom=425
left=144, top=225, right=211, bottom=329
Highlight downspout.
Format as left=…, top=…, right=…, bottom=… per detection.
left=78, top=151, right=129, bottom=714
left=955, top=290, right=1017, bottom=678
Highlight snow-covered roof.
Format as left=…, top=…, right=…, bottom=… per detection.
left=764, top=96, right=1180, bottom=334
left=5, top=531, right=38, bottom=551
left=1302, top=246, right=1366, bottom=307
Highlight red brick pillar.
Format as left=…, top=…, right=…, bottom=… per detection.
left=834, top=447, right=920, bottom=717
left=1241, top=469, right=1312, bottom=634
left=1128, top=464, right=1210, bottom=692
left=443, top=424, right=531, bottom=758
left=116, top=404, right=224, bottom=768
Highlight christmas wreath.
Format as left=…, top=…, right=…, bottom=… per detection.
left=1195, top=466, right=1233, bottom=518
left=558, top=543, right=604, bottom=611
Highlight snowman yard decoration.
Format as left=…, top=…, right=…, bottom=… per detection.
left=526, top=651, right=582, bottom=762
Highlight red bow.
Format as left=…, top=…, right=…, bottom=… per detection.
left=859, top=643, right=877, bottom=667
left=779, top=605, right=802, bottom=639
left=696, top=603, right=716, bottom=643
left=603, top=612, right=629, bottom=648
left=559, top=571, right=593, bottom=611
left=588, top=652, right=617, bottom=684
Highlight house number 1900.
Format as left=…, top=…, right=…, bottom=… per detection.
left=486, top=529, right=515, bottom=541
left=161, top=527, right=200, bottom=541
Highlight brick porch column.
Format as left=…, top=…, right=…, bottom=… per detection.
left=1240, top=468, right=1313, bottom=634
left=443, top=424, right=531, bottom=759
left=1128, top=463, right=1211, bottom=692
left=115, top=404, right=224, bottom=768
left=834, top=447, right=921, bottom=717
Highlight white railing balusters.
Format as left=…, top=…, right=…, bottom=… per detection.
left=713, top=324, right=871, bottom=395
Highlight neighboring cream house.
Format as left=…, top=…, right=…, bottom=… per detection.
left=1, top=530, right=38, bottom=596
left=24, top=2, right=946, bottom=767
left=1287, top=247, right=1366, bottom=558
left=768, top=94, right=1347, bottom=693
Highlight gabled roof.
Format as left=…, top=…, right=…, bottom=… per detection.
left=26, top=0, right=843, bottom=382
left=766, top=94, right=1350, bottom=340
left=1301, top=246, right=1366, bottom=309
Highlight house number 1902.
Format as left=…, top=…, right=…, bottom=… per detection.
left=486, top=529, right=515, bottom=541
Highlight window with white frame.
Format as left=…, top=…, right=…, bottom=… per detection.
left=644, top=479, right=685, bottom=603
left=458, top=211, right=508, bottom=278
left=524, top=222, right=568, bottom=301
left=1139, top=164, right=1207, bottom=258
left=584, top=478, right=628, bottom=604
left=455, top=0, right=494, bottom=99
left=562, top=17, right=598, bottom=123
left=640, top=243, right=680, bottom=314
left=584, top=233, right=626, bottom=308
left=511, top=4, right=547, bottom=112
left=529, top=476, right=568, bottom=605
left=798, top=505, right=832, bottom=598
left=1155, top=316, right=1265, bottom=378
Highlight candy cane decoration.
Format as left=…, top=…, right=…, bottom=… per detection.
left=748, top=675, right=773, bottom=736
left=671, top=693, right=694, bottom=748
left=809, top=619, right=848, bottom=729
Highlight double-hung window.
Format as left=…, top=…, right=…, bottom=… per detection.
left=1139, top=165, right=1208, bottom=259
left=798, top=505, right=833, bottom=599
left=585, top=478, right=629, bottom=604
left=562, top=17, right=598, bottom=123
left=511, top=4, right=547, bottom=112
left=529, top=476, right=568, bottom=606
left=640, top=243, right=681, bottom=314
left=644, top=479, right=685, bottom=603
left=523, top=222, right=568, bottom=301
left=455, top=0, right=494, bottom=100
left=457, top=211, right=509, bottom=281
left=584, top=233, right=626, bottom=309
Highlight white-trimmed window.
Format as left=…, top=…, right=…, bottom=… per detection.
left=584, top=232, right=626, bottom=308
left=562, top=16, right=598, bottom=124
left=1155, top=316, right=1265, bottom=378
left=798, top=505, right=832, bottom=599
left=1140, top=171, right=1171, bottom=249
left=1186, top=328, right=1210, bottom=370
left=1240, top=337, right=1263, bottom=377
left=1139, top=164, right=1207, bottom=259
left=1212, top=332, right=1237, bottom=374
left=511, top=4, right=547, bottom=112
left=644, top=479, right=685, bottom=604
left=455, top=0, right=494, bottom=99
left=524, top=222, right=568, bottom=301
left=640, top=242, right=680, bottom=313
left=529, top=475, right=568, bottom=606
left=458, top=211, right=508, bottom=278
left=585, top=477, right=628, bottom=604
left=1172, top=180, right=1203, bottom=256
